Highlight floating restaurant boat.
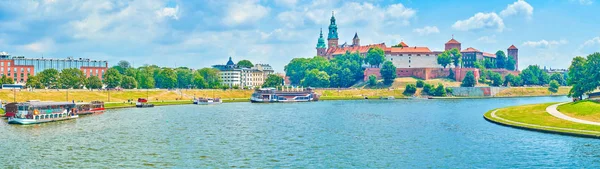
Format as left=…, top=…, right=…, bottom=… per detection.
left=75, top=101, right=106, bottom=115
left=5, top=101, right=78, bottom=125
left=250, top=87, right=319, bottom=103
left=136, top=98, right=154, bottom=108
left=193, top=97, right=222, bottom=105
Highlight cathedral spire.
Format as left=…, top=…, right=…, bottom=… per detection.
left=316, top=28, right=326, bottom=49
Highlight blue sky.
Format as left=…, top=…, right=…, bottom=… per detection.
left=0, top=0, right=599, bottom=72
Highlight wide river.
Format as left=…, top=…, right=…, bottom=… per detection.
left=1, top=96, right=599, bottom=168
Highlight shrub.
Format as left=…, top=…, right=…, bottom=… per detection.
left=422, top=84, right=434, bottom=95
left=403, top=84, right=417, bottom=96
left=416, top=80, right=425, bottom=88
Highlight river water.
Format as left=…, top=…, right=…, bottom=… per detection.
left=1, top=96, right=599, bottom=168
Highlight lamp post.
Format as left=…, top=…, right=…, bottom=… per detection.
left=13, top=88, right=16, bottom=102
left=108, top=88, right=111, bottom=102
left=66, top=88, right=69, bottom=102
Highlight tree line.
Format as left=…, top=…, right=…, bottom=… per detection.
left=437, top=49, right=516, bottom=70
left=24, top=60, right=223, bottom=90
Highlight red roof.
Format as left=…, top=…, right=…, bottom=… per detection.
left=461, top=47, right=480, bottom=53
left=508, top=45, right=518, bottom=50
left=397, top=41, right=408, bottom=47
left=446, top=38, right=461, bottom=44
left=483, top=52, right=496, bottom=58
left=387, top=46, right=433, bottom=54
left=326, top=43, right=387, bottom=56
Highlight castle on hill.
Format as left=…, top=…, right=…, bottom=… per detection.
left=315, top=12, right=519, bottom=71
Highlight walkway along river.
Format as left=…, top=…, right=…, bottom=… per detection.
left=1, top=96, right=599, bottom=168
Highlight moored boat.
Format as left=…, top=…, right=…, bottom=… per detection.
left=75, top=101, right=105, bottom=115
left=6, top=101, right=79, bottom=125
left=250, top=87, right=319, bottom=103
left=193, top=97, right=222, bottom=105
left=136, top=98, right=154, bottom=108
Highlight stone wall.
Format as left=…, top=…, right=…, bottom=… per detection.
left=449, top=87, right=509, bottom=97
left=364, top=67, right=481, bottom=83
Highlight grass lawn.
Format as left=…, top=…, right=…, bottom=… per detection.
left=105, top=100, right=193, bottom=109
left=484, top=103, right=600, bottom=137
left=558, top=100, right=600, bottom=122
left=495, top=87, right=570, bottom=97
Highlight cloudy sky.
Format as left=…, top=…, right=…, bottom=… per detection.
left=0, top=0, right=598, bottom=72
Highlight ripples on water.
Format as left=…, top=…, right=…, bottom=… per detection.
left=1, top=96, right=600, bottom=168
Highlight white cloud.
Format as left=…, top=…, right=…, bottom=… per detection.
left=385, top=3, right=417, bottom=20
left=413, top=26, right=439, bottom=36
left=500, top=0, right=534, bottom=18
left=522, top=39, right=568, bottom=48
left=452, top=12, right=504, bottom=32
left=20, top=38, right=55, bottom=53
left=583, top=37, right=600, bottom=46
left=223, top=1, right=270, bottom=26
left=156, top=5, right=179, bottom=20
left=477, top=35, right=497, bottom=43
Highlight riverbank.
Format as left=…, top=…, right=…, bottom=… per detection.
left=0, top=87, right=569, bottom=104
left=557, top=100, right=600, bottom=122
left=484, top=102, right=600, bottom=138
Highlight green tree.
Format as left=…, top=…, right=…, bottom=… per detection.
left=461, top=71, right=476, bottom=87
left=484, top=59, right=495, bottom=69
left=175, top=68, right=193, bottom=89
left=490, top=72, right=503, bottom=87
left=416, top=80, right=425, bottom=88
left=366, top=47, right=385, bottom=68
left=263, top=74, right=284, bottom=88
left=197, top=68, right=221, bottom=88
left=118, top=60, right=131, bottom=69
left=26, top=75, right=43, bottom=89
left=380, top=61, right=397, bottom=85
left=403, top=84, right=417, bottom=96
left=104, top=68, right=122, bottom=88
left=548, top=80, right=560, bottom=94
left=567, top=56, right=587, bottom=99
left=192, top=73, right=208, bottom=89
left=158, top=68, right=177, bottom=89
left=38, top=69, right=59, bottom=89
left=58, top=68, right=86, bottom=89
left=86, top=76, right=103, bottom=89
left=583, top=52, right=600, bottom=93
left=301, top=69, right=330, bottom=87
left=285, top=58, right=310, bottom=85
left=125, top=68, right=137, bottom=77
left=506, top=57, right=516, bottom=71
left=504, top=74, right=515, bottom=86
left=437, top=51, right=452, bottom=68
left=120, top=76, right=138, bottom=89
left=445, top=87, right=453, bottom=95
left=1, top=75, right=14, bottom=85
left=422, top=83, right=433, bottom=95
left=495, top=50, right=507, bottom=69
left=450, top=48, right=462, bottom=68
left=237, top=60, right=254, bottom=68
left=368, top=75, right=377, bottom=86
left=433, top=84, right=446, bottom=96
left=550, top=73, right=566, bottom=86
left=136, top=66, right=155, bottom=89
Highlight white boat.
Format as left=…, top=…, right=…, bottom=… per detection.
left=194, top=97, right=222, bottom=105
left=5, top=101, right=79, bottom=125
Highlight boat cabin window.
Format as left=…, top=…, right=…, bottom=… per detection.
left=35, top=116, right=39, bottom=120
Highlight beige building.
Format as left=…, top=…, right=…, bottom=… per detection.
left=213, top=57, right=274, bottom=89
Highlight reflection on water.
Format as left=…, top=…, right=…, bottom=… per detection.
left=1, top=96, right=600, bottom=168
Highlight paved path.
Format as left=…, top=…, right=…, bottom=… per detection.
left=546, top=102, right=600, bottom=126
left=490, top=109, right=600, bottom=135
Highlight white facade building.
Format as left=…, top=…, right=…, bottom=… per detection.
left=384, top=44, right=443, bottom=68
left=213, top=57, right=274, bottom=88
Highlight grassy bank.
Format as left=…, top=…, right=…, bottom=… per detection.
left=495, top=87, right=570, bottom=97
left=557, top=100, right=600, bottom=122
left=484, top=103, right=600, bottom=137
left=105, top=100, right=194, bottom=109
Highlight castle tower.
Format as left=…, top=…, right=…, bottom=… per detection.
left=352, top=32, right=360, bottom=47
left=327, top=11, right=339, bottom=48
left=316, top=28, right=327, bottom=57
left=445, top=36, right=461, bottom=51
left=507, top=45, right=519, bottom=70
